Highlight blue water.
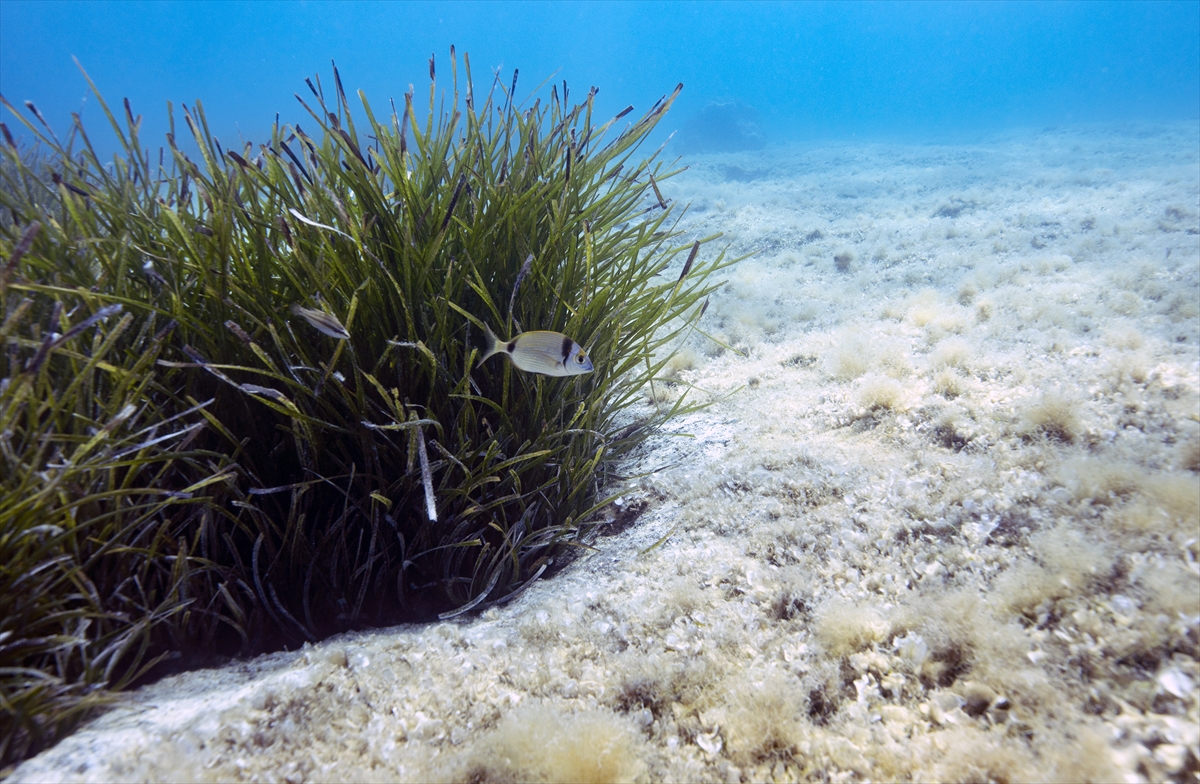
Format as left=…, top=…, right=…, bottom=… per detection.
left=1, top=1, right=1197, bottom=159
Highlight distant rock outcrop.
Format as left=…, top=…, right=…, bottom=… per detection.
left=675, top=100, right=767, bottom=153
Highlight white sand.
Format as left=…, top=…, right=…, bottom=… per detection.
left=14, top=122, right=1199, bottom=784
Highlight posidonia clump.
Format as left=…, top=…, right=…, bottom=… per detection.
left=0, top=50, right=731, bottom=768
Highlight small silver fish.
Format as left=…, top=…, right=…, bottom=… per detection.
left=291, top=303, right=350, bottom=340
left=479, top=325, right=594, bottom=377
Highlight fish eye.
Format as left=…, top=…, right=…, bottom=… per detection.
left=576, top=352, right=588, bottom=363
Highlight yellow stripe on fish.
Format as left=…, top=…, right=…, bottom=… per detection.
left=479, top=325, right=594, bottom=377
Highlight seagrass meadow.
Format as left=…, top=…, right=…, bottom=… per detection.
left=0, top=53, right=730, bottom=768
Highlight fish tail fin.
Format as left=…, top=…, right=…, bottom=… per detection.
left=476, top=323, right=502, bottom=365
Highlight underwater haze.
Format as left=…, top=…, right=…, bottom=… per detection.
left=7, top=1, right=1200, bottom=782
left=2, top=0, right=1199, bottom=157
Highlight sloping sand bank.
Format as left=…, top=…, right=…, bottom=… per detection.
left=14, top=123, right=1199, bottom=784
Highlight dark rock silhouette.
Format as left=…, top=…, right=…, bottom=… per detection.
left=675, top=101, right=767, bottom=154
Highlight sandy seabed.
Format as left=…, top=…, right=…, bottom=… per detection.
left=13, top=122, right=1200, bottom=784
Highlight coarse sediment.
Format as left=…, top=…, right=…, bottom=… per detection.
left=13, top=122, right=1199, bottom=784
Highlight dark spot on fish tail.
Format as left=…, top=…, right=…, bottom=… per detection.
left=561, top=335, right=573, bottom=362
left=506, top=340, right=518, bottom=354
